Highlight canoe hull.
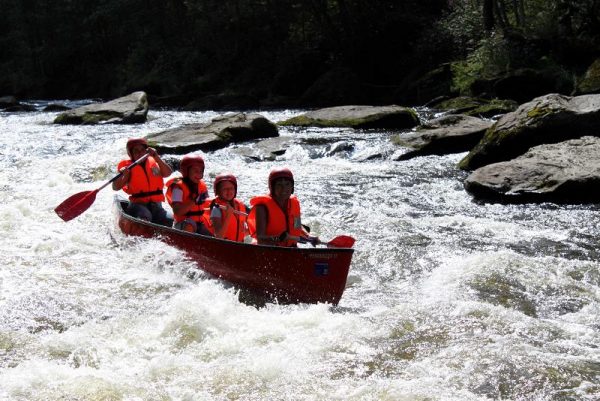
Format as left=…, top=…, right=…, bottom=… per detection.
left=113, top=197, right=353, bottom=304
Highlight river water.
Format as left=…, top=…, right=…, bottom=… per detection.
left=0, top=104, right=599, bottom=401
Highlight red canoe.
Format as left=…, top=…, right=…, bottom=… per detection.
left=113, top=196, right=354, bottom=304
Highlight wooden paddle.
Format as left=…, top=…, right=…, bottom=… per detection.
left=55, top=153, right=150, bottom=222
left=295, top=234, right=356, bottom=248
left=323, top=235, right=355, bottom=248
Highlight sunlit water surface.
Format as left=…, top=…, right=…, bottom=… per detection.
left=0, top=105, right=599, bottom=400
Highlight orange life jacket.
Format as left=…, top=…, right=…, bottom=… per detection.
left=117, top=157, right=165, bottom=203
left=211, top=198, right=247, bottom=242
left=247, top=194, right=303, bottom=247
left=165, top=178, right=213, bottom=233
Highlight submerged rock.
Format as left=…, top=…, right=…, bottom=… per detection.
left=278, top=105, right=419, bottom=129
left=0, top=95, right=18, bottom=109
left=53, top=91, right=149, bottom=124
left=43, top=103, right=71, bottom=112
left=3, top=104, right=36, bottom=112
left=323, top=140, right=355, bottom=157
left=392, top=114, right=493, bottom=160
left=233, top=136, right=292, bottom=162
left=147, top=112, right=278, bottom=154
left=469, top=272, right=537, bottom=317
left=464, top=136, right=600, bottom=203
left=459, top=93, right=600, bottom=170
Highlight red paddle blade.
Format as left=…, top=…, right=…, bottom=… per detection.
left=326, top=235, right=356, bottom=248
left=54, top=190, right=98, bottom=221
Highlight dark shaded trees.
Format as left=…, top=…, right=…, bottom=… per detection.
left=0, top=0, right=449, bottom=104
left=0, top=0, right=597, bottom=106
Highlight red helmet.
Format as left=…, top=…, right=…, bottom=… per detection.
left=179, top=154, right=205, bottom=178
left=214, top=173, right=238, bottom=197
left=126, top=137, right=148, bottom=159
left=268, top=167, right=294, bottom=194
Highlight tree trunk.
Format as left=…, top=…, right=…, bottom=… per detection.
left=483, top=0, right=495, bottom=31
left=494, top=0, right=510, bottom=29
left=512, top=0, right=524, bottom=26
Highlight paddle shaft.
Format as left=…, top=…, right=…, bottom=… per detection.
left=294, top=234, right=355, bottom=248
left=55, top=152, right=150, bottom=221
left=109, top=152, right=150, bottom=189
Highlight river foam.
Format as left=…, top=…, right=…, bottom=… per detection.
left=0, top=107, right=598, bottom=400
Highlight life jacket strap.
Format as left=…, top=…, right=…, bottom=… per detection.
left=131, top=189, right=163, bottom=199
left=186, top=210, right=205, bottom=217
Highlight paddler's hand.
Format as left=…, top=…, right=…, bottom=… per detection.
left=119, top=167, right=131, bottom=182
left=218, top=203, right=234, bottom=216
left=190, top=192, right=206, bottom=205
left=304, top=235, right=320, bottom=247
left=113, top=167, right=131, bottom=190
left=147, top=147, right=159, bottom=158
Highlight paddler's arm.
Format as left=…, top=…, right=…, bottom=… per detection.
left=254, top=205, right=280, bottom=245
left=210, top=204, right=232, bottom=238
left=112, top=167, right=131, bottom=191
left=147, top=147, right=172, bottom=177
left=171, top=188, right=199, bottom=215
left=297, top=215, right=319, bottom=246
left=172, top=199, right=196, bottom=216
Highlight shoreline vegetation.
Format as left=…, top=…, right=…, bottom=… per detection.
left=1, top=1, right=599, bottom=110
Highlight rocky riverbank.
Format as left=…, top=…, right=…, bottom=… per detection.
left=4, top=89, right=600, bottom=205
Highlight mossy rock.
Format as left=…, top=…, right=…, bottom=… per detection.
left=148, top=112, right=278, bottom=154
left=53, top=92, right=148, bottom=125
left=392, top=114, right=492, bottom=160
left=459, top=93, right=600, bottom=170
left=279, top=105, right=419, bottom=129
left=431, top=96, right=517, bottom=118
left=57, top=111, right=123, bottom=125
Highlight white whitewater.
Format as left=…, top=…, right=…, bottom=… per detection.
left=0, top=106, right=599, bottom=400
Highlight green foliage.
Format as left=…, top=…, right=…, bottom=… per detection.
left=1, top=0, right=449, bottom=102
left=441, top=0, right=598, bottom=98
left=450, top=32, right=510, bottom=95
left=0, top=0, right=596, bottom=106
left=436, top=0, right=486, bottom=56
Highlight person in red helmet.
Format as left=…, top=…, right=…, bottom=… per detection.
left=247, top=167, right=319, bottom=247
left=209, top=173, right=249, bottom=242
left=112, top=137, right=172, bottom=225
left=165, top=154, right=213, bottom=236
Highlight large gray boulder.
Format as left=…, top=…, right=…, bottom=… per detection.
left=392, top=114, right=493, bottom=160
left=464, top=136, right=600, bottom=203
left=147, top=112, right=278, bottom=154
left=459, top=93, right=600, bottom=170
left=54, top=91, right=149, bottom=124
left=278, top=105, right=419, bottom=129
